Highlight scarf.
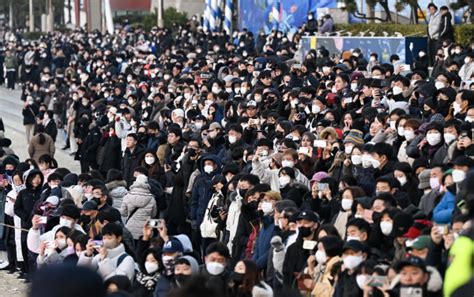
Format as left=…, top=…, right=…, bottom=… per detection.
left=136, top=271, right=160, bottom=291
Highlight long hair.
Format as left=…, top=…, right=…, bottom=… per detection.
left=239, top=260, right=261, bottom=293
left=36, top=124, right=46, bottom=145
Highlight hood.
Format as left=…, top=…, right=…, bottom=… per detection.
left=127, top=186, right=154, bottom=207
left=106, top=180, right=127, bottom=191
left=25, top=169, right=44, bottom=191
left=174, top=234, right=193, bottom=253
left=178, top=255, right=199, bottom=275
left=199, top=153, right=222, bottom=174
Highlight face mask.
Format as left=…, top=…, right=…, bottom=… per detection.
left=281, top=160, right=294, bottom=168
left=452, top=169, right=466, bottom=183
left=398, top=126, right=405, bottom=137
left=444, top=133, right=456, bottom=144
left=389, top=121, right=396, bottom=130
left=56, top=239, right=67, bottom=250
left=261, top=201, right=274, bottom=215
left=465, top=57, right=471, bottom=64
left=419, top=51, right=426, bottom=58
left=59, top=218, right=73, bottom=228
left=315, top=250, right=327, bottom=264
left=145, top=156, right=156, bottom=165
left=361, top=155, right=372, bottom=168
left=204, top=165, right=214, bottom=174
left=279, top=175, right=291, bottom=188
left=370, top=56, right=376, bottom=62
left=341, top=198, right=353, bottom=211
left=206, top=262, right=225, bottom=275
left=435, top=81, right=445, bottom=90
left=345, top=145, right=353, bottom=155
left=230, top=272, right=244, bottom=286
left=228, top=135, right=237, bottom=144
left=429, top=177, right=440, bottom=189
left=351, top=155, right=362, bottom=165
left=426, top=132, right=441, bottom=146
left=184, top=93, right=192, bottom=100
left=371, top=158, right=381, bottom=169
left=312, top=105, right=321, bottom=114
left=380, top=221, right=393, bottom=236
left=397, top=176, right=407, bottom=187
left=343, top=255, right=363, bottom=270
left=453, top=102, right=462, bottom=115
left=145, top=261, right=159, bottom=274
left=346, top=236, right=360, bottom=242
left=351, top=83, right=358, bottom=92
left=175, top=274, right=192, bottom=285
left=404, top=130, right=415, bottom=141
left=356, top=274, right=367, bottom=290
left=103, top=238, right=117, bottom=249
left=392, top=86, right=403, bottom=95
left=298, top=226, right=313, bottom=238
left=211, top=86, right=220, bottom=94
left=241, top=87, right=248, bottom=94
left=466, top=116, right=474, bottom=123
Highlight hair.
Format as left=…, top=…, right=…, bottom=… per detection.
left=133, top=166, right=149, bottom=176
left=38, top=154, right=58, bottom=168
left=347, top=218, right=371, bottom=235
left=106, top=169, right=123, bottom=183
left=55, top=226, right=71, bottom=240
left=104, top=275, right=132, bottom=293
left=36, top=124, right=46, bottom=145
left=205, top=242, right=230, bottom=259
left=371, top=142, right=393, bottom=160
left=239, top=173, right=260, bottom=186
left=47, top=172, right=63, bottom=182
left=317, top=224, right=341, bottom=239
left=92, top=184, right=109, bottom=197
left=89, top=170, right=104, bottom=181
left=320, top=235, right=344, bottom=258
left=344, top=186, right=366, bottom=199
left=126, top=133, right=138, bottom=141
left=102, top=222, right=123, bottom=238
left=239, top=260, right=261, bottom=293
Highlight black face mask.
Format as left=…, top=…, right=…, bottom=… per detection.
left=247, top=200, right=259, bottom=209
left=188, top=148, right=197, bottom=157
left=230, top=272, right=244, bottom=286
left=237, top=188, right=248, bottom=198
left=298, top=226, right=313, bottom=238
left=447, top=184, right=457, bottom=194
left=92, top=198, right=101, bottom=206
left=175, top=274, right=191, bottom=286
left=80, top=214, right=91, bottom=225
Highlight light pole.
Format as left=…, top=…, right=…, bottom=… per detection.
left=29, top=0, right=34, bottom=31
left=157, top=0, right=164, bottom=28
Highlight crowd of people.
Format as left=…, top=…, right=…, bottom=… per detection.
left=0, top=4, right=473, bottom=297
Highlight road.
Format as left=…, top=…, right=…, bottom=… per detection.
left=0, top=87, right=81, bottom=173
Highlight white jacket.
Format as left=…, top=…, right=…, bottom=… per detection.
left=200, top=192, right=222, bottom=239
left=27, top=223, right=85, bottom=254
left=251, top=159, right=309, bottom=191
left=226, top=193, right=242, bottom=254
left=77, top=243, right=135, bottom=281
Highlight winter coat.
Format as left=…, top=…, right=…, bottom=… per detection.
left=190, top=154, right=221, bottom=226
left=439, top=12, right=454, bottom=42
left=14, top=170, right=44, bottom=232
left=78, top=125, right=101, bottom=165
left=311, top=256, right=342, bottom=297
left=428, top=12, right=441, bottom=40
left=99, top=134, right=122, bottom=174
left=418, top=190, right=441, bottom=217
left=122, top=145, right=145, bottom=186
left=22, top=104, right=38, bottom=125
left=251, top=281, right=273, bottom=297
left=252, top=216, right=275, bottom=269
left=251, top=158, right=309, bottom=192
left=433, top=190, right=455, bottom=224
left=282, top=236, right=311, bottom=287
left=28, top=133, right=55, bottom=163
left=332, top=269, right=363, bottom=297
left=107, top=180, right=128, bottom=210
left=44, top=119, right=58, bottom=142
left=121, top=181, right=157, bottom=240
left=78, top=243, right=135, bottom=281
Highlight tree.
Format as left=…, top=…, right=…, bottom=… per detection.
left=342, top=0, right=392, bottom=22
left=450, top=0, right=474, bottom=23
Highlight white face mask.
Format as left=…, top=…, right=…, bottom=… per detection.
left=315, top=250, right=328, bottom=264
left=343, top=255, right=363, bottom=270
left=380, top=221, right=393, bottom=236
left=465, top=57, right=472, bottom=65
left=466, top=116, right=474, bottom=123
left=228, top=135, right=237, bottom=144
left=211, top=86, right=220, bottom=94
left=206, top=262, right=225, bottom=275
left=346, top=236, right=360, bottom=242
left=345, top=145, right=354, bottom=155
left=392, top=86, right=403, bottom=95
left=145, top=156, right=156, bottom=165
left=452, top=169, right=466, bottom=183
left=429, top=177, right=440, bottom=189
left=389, top=121, right=396, bottom=130
left=261, top=201, right=274, bottom=215
left=204, top=165, right=214, bottom=174
left=351, top=83, right=358, bottom=92
left=404, top=130, right=415, bottom=141
left=341, top=198, right=353, bottom=211
left=184, top=93, right=192, bottom=100
left=356, top=274, right=367, bottom=290
left=453, top=102, right=462, bottom=115
left=56, top=238, right=67, bottom=250
left=351, top=155, right=362, bottom=165
left=361, top=155, right=372, bottom=168
left=279, top=175, right=291, bottom=188
left=371, top=157, right=381, bottom=169
left=444, top=133, right=456, bottom=144
left=312, top=105, right=321, bottom=114
left=281, top=160, right=294, bottom=168
left=397, top=176, right=407, bottom=187
left=426, top=132, right=441, bottom=146
left=145, top=261, right=159, bottom=274
left=435, top=81, right=445, bottom=90
left=60, top=217, right=73, bottom=228
left=397, top=126, right=405, bottom=137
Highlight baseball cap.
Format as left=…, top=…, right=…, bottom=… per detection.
left=296, top=210, right=320, bottom=223
left=409, top=235, right=431, bottom=250
left=82, top=200, right=98, bottom=211
left=162, top=238, right=184, bottom=253
left=396, top=256, right=427, bottom=272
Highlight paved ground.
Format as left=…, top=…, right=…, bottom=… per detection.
left=0, top=87, right=81, bottom=173
left=0, top=85, right=84, bottom=296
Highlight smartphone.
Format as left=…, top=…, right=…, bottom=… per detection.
left=148, top=219, right=161, bottom=229
left=302, top=240, right=317, bottom=250
left=368, top=276, right=386, bottom=287
left=317, top=183, right=329, bottom=191
left=298, top=112, right=306, bottom=119
left=39, top=216, right=48, bottom=224
left=400, top=287, right=423, bottom=297
left=293, top=63, right=302, bottom=69
left=92, top=240, right=103, bottom=249
left=298, top=147, right=310, bottom=155
left=314, top=140, right=327, bottom=148
left=436, top=225, right=449, bottom=235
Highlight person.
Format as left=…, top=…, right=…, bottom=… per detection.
left=4, top=49, right=18, bottom=90
left=22, top=97, right=38, bottom=144
left=427, top=3, right=441, bottom=66
left=439, top=6, right=454, bottom=44
left=229, top=260, right=273, bottom=297
left=120, top=174, right=157, bottom=241
left=78, top=223, right=135, bottom=281
left=319, top=15, right=334, bottom=35
left=28, top=126, right=55, bottom=163
left=200, top=242, right=231, bottom=295
left=122, top=133, right=145, bottom=186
